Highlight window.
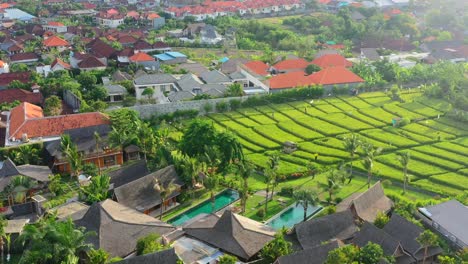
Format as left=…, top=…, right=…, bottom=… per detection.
left=103, top=156, right=116, bottom=166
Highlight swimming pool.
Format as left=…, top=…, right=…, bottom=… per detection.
left=266, top=203, right=322, bottom=230
left=168, top=189, right=239, bottom=226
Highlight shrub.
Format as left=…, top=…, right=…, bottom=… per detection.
left=122, top=96, right=136, bottom=107
left=229, top=99, right=241, bottom=110
left=374, top=211, right=390, bottom=228
left=279, top=187, right=294, bottom=197
left=256, top=207, right=265, bottom=218
left=136, top=234, right=165, bottom=256
left=216, top=101, right=228, bottom=112
left=203, top=102, right=213, bottom=113
left=398, top=117, right=410, bottom=127
left=218, top=254, right=238, bottom=264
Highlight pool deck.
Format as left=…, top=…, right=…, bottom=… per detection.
left=265, top=202, right=323, bottom=227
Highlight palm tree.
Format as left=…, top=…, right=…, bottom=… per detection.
left=293, top=189, right=320, bottom=222
left=60, top=135, right=82, bottom=177
left=135, top=121, right=156, bottom=164
left=268, top=153, right=280, bottom=200
left=263, top=167, right=277, bottom=217
left=342, top=134, right=362, bottom=183
left=361, top=143, right=383, bottom=189
left=417, top=230, right=438, bottom=264
left=322, top=169, right=342, bottom=203
left=397, top=151, right=411, bottom=194
left=154, top=180, right=178, bottom=220
left=180, top=155, right=202, bottom=190
left=108, top=127, right=133, bottom=153
left=238, top=162, right=253, bottom=214
left=203, top=175, right=219, bottom=213
left=94, top=131, right=102, bottom=176
left=6, top=176, right=37, bottom=204
left=0, top=217, right=6, bottom=262
left=13, top=145, right=41, bottom=165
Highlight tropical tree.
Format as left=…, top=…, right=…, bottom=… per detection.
left=0, top=217, right=6, bottom=262
left=80, top=175, right=110, bottom=204
left=179, top=155, right=202, bottom=189
left=342, top=134, right=362, bottom=183
left=43, top=95, right=62, bottom=116
left=357, top=242, right=385, bottom=264
left=60, top=134, right=82, bottom=177
left=237, top=161, right=253, bottom=213
left=17, top=217, right=94, bottom=264
left=267, top=153, right=280, bottom=200
left=154, top=180, right=178, bottom=220
left=136, top=233, right=166, bottom=256
left=216, top=131, right=244, bottom=170
left=179, top=119, right=218, bottom=158
left=5, top=176, right=37, bottom=204
left=417, top=230, right=439, bottom=264
left=325, top=244, right=358, bottom=264
left=218, top=254, right=238, bottom=264
left=361, top=143, right=382, bottom=188
left=203, top=174, right=219, bottom=213
left=94, top=131, right=102, bottom=176
left=397, top=151, right=411, bottom=194
left=321, top=169, right=343, bottom=203
left=260, top=229, right=292, bottom=263
left=87, top=248, right=121, bottom=264
left=12, top=144, right=41, bottom=165
left=108, top=127, right=134, bottom=153
left=135, top=121, right=156, bottom=164
left=142, top=88, right=154, bottom=101
left=263, top=167, right=277, bottom=217
left=225, top=83, right=244, bottom=97
left=293, top=189, right=320, bottom=222
left=374, top=211, right=390, bottom=229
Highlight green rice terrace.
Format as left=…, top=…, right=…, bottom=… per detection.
left=164, top=90, right=468, bottom=220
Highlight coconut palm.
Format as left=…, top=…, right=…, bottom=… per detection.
left=94, top=131, right=102, bottom=176
left=263, top=167, right=277, bottom=217
left=203, top=175, right=219, bottom=213
left=5, top=176, right=38, bottom=204
left=397, top=151, right=411, bottom=194
left=237, top=162, right=254, bottom=214
left=361, top=143, right=383, bottom=189
left=60, top=135, right=82, bottom=177
left=154, top=180, right=178, bottom=220
left=13, top=144, right=41, bottom=165
left=135, top=121, right=156, bottom=164
left=108, top=127, right=133, bottom=153
left=342, top=134, right=362, bottom=183
left=0, top=217, right=6, bottom=262
left=321, top=169, right=342, bottom=203
left=268, top=153, right=280, bottom=200
left=293, top=189, right=320, bottom=222
left=417, top=230, right=438, bottom=264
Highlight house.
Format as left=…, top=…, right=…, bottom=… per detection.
left=199, top=70, right=231, bottom=84
left=113, top=165, right=184, bottom=216
left=5, top=102, right=109, bottom=146
left=114, top=248, right=179, bottom=264
left=336, top=181, right=393, bottom=222
left=384, top=214, right=443, bottom=262
left=129, top=52, right=159, bottom=70
left=155, top=51, right=187, bottom=64
left=311, top=54, right=353, bottom=68
left=2, top=8, right=35, bottom=22
left=50, top=58, right=71, bottom=72
left=43, top=21, right=67, bottom=33
left=151, top=14, right=165, bottom=29
left=183, top=210, right=276, bottom=261
left=268, top=71, right=311, bottom=91
left=274, top=240, right=340, bottom=264
left=0, top=88, right=42, bottom=105
left=108, top=160, right=149, bottom=190
left=418, top=200, right=468, bottom=249
left=86, top=38, right=117, bottom=59
left=96, top=10, right=124, bottom=28
left=353, top=222, right=415, bottom=264
left=117, top=48, right=134, bottom=64
left=176, top=73, right=203, bottom=94
left=0, top=158, right=52, bottom=192
left=75, top=199, right=175, bottom=257
left=44, top=124, right=123, bottom=174
left=273, top=58, right=310, bottom=73
left=308, top=67, right=364, bottom=88
left=9, top=52, right=39, bottom=64
left=49, top=201, right=90, bottom=221
left=153, top=41, right=171, bottom=52
left=0, top=60, right=9, bottom=73
left=133, top=73, right=178, bottom=100
left=292, top=210, right=358, bottom=249
left=200, top=24, right=223, bottom=45
left=243, top=60, right=270, bottom=76
left=43, top=35, right=70, bottom=52
left=0, top=72, right=30, bottom=89
left=360, top=48, right=381, bottom=62
left=104, top=84, right=127, bottom=102
left=70, top=52, right=107, bottom=71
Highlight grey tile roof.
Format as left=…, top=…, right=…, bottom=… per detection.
left=104, top=84, right=127, bottom=95
left=0, top=158, right=19, bottom=178
left=16, top=164, right=52, bottom=182
left=202, top=83, right=227, bottom=97
left=275, top=240, right=339, bottom=264
left=229, top=71, right=246, bottom=80
left=108, top=160, right=150, bottom=189
left=168, top=91, right=195, bottom=102
left=50, top=201, right=90, bottom=221
left=134, top=74, right=177, bottom=85
left=294, top=210, right=358, bottom=249
left=361, top=48, right=381, bottom=61
left=199, top=70, right=231, bottom=84
left=383, top=214, right=442, bottom=261
left=115, top=248, right=179, bottom=264
left=75, top=199, right=175, bottom=258
left=183, top=210, right=275, bottom=260
left=113, top=165, right=183, bottom=212
left=176, top=73, right=203, bottom=92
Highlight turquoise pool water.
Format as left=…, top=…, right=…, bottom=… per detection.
left=169, top=189, right=239, bottom=226
left=267, top=203, right=322, bottom=230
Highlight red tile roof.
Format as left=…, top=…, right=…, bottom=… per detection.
left=0, top=72, right=30, bottom=87
left=129, top=52, right=154, bottom=62
left=48, top=21, right=65, bottom=27
left=273, top=58, right=309, bottom=71
left=269, top=71, right=312, bottom=89
left=308, top=67, right=364, bottom=85
left=78, top=56, right=106, bottom=69
left=244, top=60, right=269, bottom=76
left=43, top=35, right=70, bottom=47
left=51, top=58, right=71, bottom=69
left=8, top=102, right=109, bottom=140
left=311, top=54, right=353, bottom=68
left=0, top=89, right=43, bottom=105
left=9, top=52, right=38, bottom=62
left=86, top=38, right=116, bottom=58
left=118, top=35, right=137, bottom=45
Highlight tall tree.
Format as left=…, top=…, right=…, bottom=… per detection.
left=80, top=174, right=110, bottom=204
left=361, top=143, right=382, bottom=189
left=293, top=189, right=320, bottom=222
left=417, top=230, right=438, bottom=264
left=397, top=151, right=411, bottom=194
left=216, top=131, right=244, bottom=170
left=0, top=217, right=6, bottom=262
left=357, top=242, right=385, bottom=264
left=60, top=134, right=82, bottom=177
left=260, top=229, right=292, bottom=263
left=154, top=180, right=178, bottom=220
left=43, top=95, right=62, bottom=116
left=203, top=174, right=219, bottom=213
left=135, top=121, right=156, bottom=164
left=179, top=119, right=218, bottom=158
left=322, top=169, right=342, bottom=203
left=237, top=161, right=253, bottom=214
left=263, top=167, right=278, bottom=218
left=225, top=83, right=243, bottom=97
left=342, top=134, right=362, bottom=183
left=268, top=153, right=280, bottom=200
left=94, top=131, right=102, bottom=176
left=12, top=145, right=41, bottom=165
left=325, top=244, right=358, bottom=264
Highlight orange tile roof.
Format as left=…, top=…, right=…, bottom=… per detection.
left=273, top=58, right=309, bottom=71
left=0, top=60, right=5, bottom=67
left=308, top=67, right=364, bottom=85
left=311, top=54, right=353, bottom=68
left=43, top=35, right=70, bottom=47
left=48, top=21, right=65, bottom=27
left=129, top=52, right=154, bottom=62
left=8, top=102, right=109, bottom=140
left=51, top=58, right=71, bottom=69
left=147, top=13, right=160, bottom=20
left=244, top=60, right=269, bottom=76
left=269, top=71, right=313, bottom=89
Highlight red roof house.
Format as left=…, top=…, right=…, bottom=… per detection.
left=43, top=35, right=70, bottom=48
left=268, top=71, right=312, bottom=90
left=308, top=67, right=364, bottom=86
left=7, top=102, right=109, bottom=142
left=311, top=54, right=353, bottom=68
left=243, top=61, right=269, bottom=76
left=273, top=58, right=310, bottom=72
left=0, top=89, right=43, bottom=105
left=51, top=58, right=71, bottom=71
left=0, top=72, right=30, bottom=88
left=129, top=52, right=154, bottom=62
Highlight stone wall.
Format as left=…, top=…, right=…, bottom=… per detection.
left=130, top=96, right=247, bottom=119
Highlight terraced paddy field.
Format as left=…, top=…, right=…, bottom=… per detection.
left=169, top=91, right=468, bottom=201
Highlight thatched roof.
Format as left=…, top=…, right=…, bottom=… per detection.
left=337, top=182, right=393, bottom=222
left=75, top=199, right=175, bottom=257
left=383, top=214, right=442, bottom=261
left=274, top=240, right=340, bottom=264
left=183, top=210, right=275, bottom=261
left=113, top=165, right=183, bottom=212
left=294, top=210, right=358, bottom=249
left=115, top=248, right=179, bottom=264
